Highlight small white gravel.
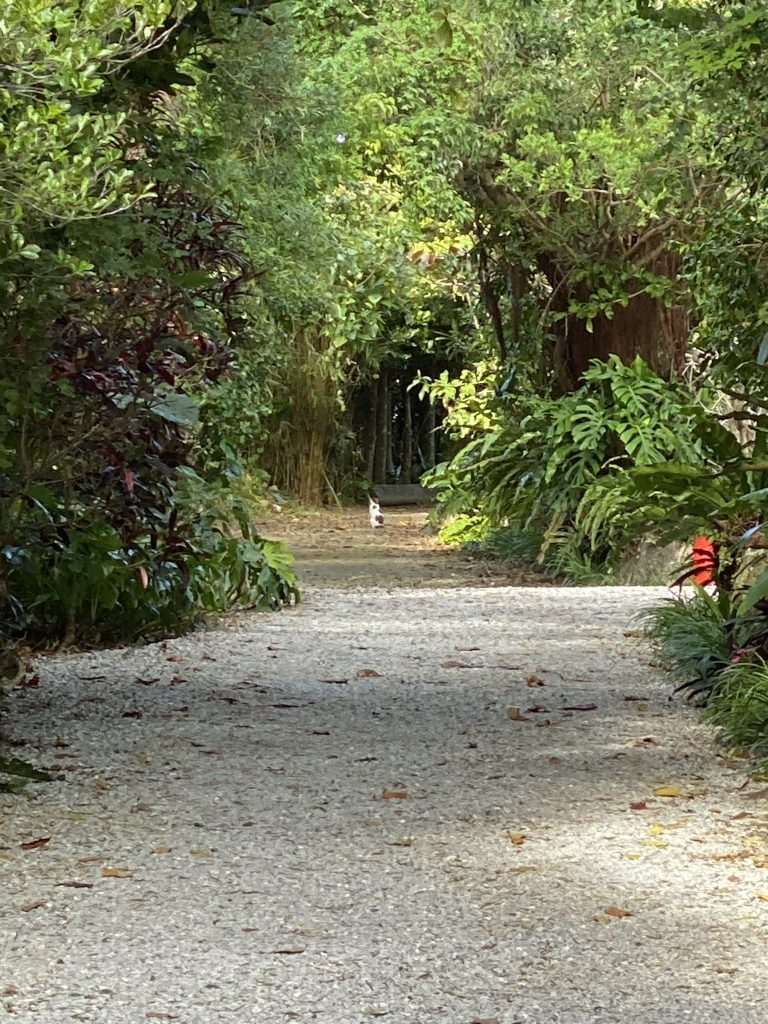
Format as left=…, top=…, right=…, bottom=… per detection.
left=2, top=584, right=768, bottom=1024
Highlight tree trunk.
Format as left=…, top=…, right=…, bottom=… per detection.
left=424, top=402, right=436, bottom=469
left=400, top=384, right=413, bottom=484
left=372, top=369, right=389, bottom=484
left=539, top=253, right=689, bottom=392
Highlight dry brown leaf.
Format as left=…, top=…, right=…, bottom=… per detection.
left=190, top=848, right=214, bottom=857
left=382, top=790, right=408, bottom=800
left=357, top=668, right=382, bottom=678
left=20, top=836, right=51, bottom=851
left=441, top=660, right=475, bottom=669
left=20, top=898, right=47, bottom=912
left=456, top=646, right=481, bottom=652
left=526, top=674, right=545, bottom=686
left=506, top=832, right=527, bottom=846
left=388, top=837, right=415, bottom=847
left=742, top=786, right=768, bottom=800
left=645, top=838, right=669, bottom=848
left=755, top=892, right=768, bottom=901
left=630, top=801, right=648, bottom=810
left=506, top=706, right=530, bottom=722
left=101, top=866, right=134, bottom=878
left=649, top=823, right=666, bottom=836
left=273, top=946, right=306, bottom=955
left=604, top=905, right=632, bottom=918
left=146, top=1013, right=179, bottom=1020
left=471, top=1019, right=501, bottom=1024
left=151, top=845, right=172, bottom=855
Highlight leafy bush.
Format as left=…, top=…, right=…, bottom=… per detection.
left=3, top=470, right=297, bottom=647
left=642, top=592, right=733, bottom=700
left=424, top=355, right=722, bottom=576
left=704, top=658, right=768, bottom=756
left=436, top=514, right=489, bottom=546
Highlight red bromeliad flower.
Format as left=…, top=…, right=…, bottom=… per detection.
left=691, top=534, right=719, bottom=586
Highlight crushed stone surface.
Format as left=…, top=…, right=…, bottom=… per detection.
left=3, top=583, right=768, bottom=1024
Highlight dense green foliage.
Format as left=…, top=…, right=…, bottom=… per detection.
left=0, top=0, right=300, bottom=660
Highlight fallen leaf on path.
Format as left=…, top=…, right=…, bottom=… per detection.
left=755, top=892, right=768, bottom=902
left=471, top=1019, right=501, bottom=1024
left=506, top=706, right=530, bottom=722
left=623, top=629, right=646, bottom=638
left=146, top=1013, right=180, bottom=1020
left=441, top=660, right=477, bottom=669
left=322, top=678, right=348, bottom=685
left=713, top=966, right=738, bottom=976
left=189, top=848, right=214, bottom=857
left=645, top=838, right=668, bottom=848
left=604, top=905, right=632, bottom=918
left=625, top=737, right=660, bottom=747
left=312, top=730, right=330, bottom=736
left=20, top=836, right=50, bottom=850
left=135, top=677, right=159, bottom=686
left=456, top=646, right=481, bottom=652
left=101, top=866, right=134, bottom=878
left=654, top=785, right=681, bottom=798
left=622, top=853, right=641, bottom=860
left=382, top=790, right=408, bottom=800
left=357, top=668, right=382, bottom=678
left=630, top=801, right=648, bottom=810
left=560, top=703, right=598, bottom=712
left=526, top=704, right=549, bottom=713
left=151, top=845, right=172, bottom=855
left=506, top=832, right=527, bottom=846
left=649, top=823, right=666, bottom=836
left=121, top=710, right=143, bottom=719
left=526, top=674, right=545, bottom=686
left=388, top=837, right=415, bottom=847
left=741, top=786, right=768, bottom=800
left=273, top=946, right=306, bottom=954
left=55, top=881, right=93, bottom=889
left=20, top=899, right=46, bottom=912
left=624, top=695, right=650, bottom=702
left=362, top=1009, right=390, bottom=1018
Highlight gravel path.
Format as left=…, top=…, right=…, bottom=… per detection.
left=3, top=583, right=768, bottom=1024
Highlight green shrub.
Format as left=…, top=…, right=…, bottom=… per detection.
left=3, top=470, right=298, bottom=647
left=704, top=658, right=768, bottom=755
